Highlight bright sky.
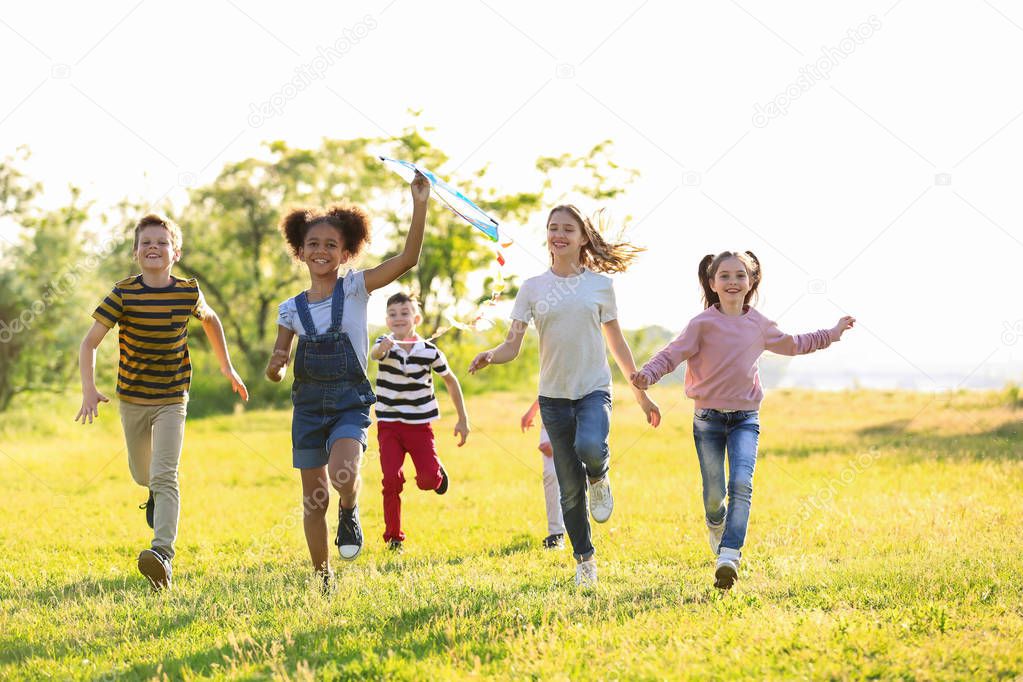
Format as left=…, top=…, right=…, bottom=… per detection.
left=2, top=1, right=1022, bottom=389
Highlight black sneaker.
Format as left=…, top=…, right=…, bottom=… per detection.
left=137, top=548, right=172, bottom=591
left=542, top=533, right=565, bottom=550
left=387, top=539, right=404, bottom=552
left=335, top=505, right=363, bottom=561
left=435, top=465, right=449, bottom=495
left=139, top=490, right=154, bottom=529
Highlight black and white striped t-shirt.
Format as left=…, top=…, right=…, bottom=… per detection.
left=373, top=336, right=450, bottom=423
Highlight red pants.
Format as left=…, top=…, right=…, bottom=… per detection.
left=378, top=420, right=442, bottom=542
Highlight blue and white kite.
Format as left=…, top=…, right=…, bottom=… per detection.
left=379, top=156, right=500, bottom=242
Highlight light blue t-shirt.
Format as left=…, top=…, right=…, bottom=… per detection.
left=276, top=270, right=371, bottom=373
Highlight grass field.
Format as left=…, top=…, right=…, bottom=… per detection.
left=1, top=386, right=1022, bottom=680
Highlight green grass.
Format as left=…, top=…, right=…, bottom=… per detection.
left=1, top=387, right=1022, bottom=680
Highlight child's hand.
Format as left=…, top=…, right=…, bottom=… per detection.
left=75, top=387, right=109, bottom=424
left=222, top=365, right=250, bottom=401
left=639, top=393, right=661, bottom=428
left=830, top=315, right=856, bottom=342
left=453, top=419, right=470, bottom=447
left=411, top=169, right=430, bottom=205
left=520, top=410, right=536, bottom=432
left=630, top=371, right=650, bottom=390
left=468, top=350, right=493, bottom=374
left=266, top=349, right=289, bottom=382
left=378, top=337, right=395, bottom=354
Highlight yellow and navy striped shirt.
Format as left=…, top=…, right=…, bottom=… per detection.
left=92, top=275, right=210, bottom=405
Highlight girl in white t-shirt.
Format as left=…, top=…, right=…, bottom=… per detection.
left=470, top=205, right=660, bottom=587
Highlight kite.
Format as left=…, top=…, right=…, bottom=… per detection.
left=379, top=156, right=500, bottom=241
left=379, top=156, right=516, bottom=340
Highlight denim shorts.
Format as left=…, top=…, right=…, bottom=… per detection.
left=291, top=380, right=374, bottom=469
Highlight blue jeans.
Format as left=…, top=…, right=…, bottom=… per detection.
left=692, top=408, right=760, bottom=551
left=538, top=390, right=611, bottom=560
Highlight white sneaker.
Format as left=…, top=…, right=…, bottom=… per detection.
left=575, top=558, right=598, bottom=588
left=707, top=519, right=725, bottom=556
left=714, top=547, right=741, bottom=590
left=587, top=475, right=614, bottom=523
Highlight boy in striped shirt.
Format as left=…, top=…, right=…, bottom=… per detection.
left=370, top=292, right=469, bottom=550
left=75, top=214, right=248, bottom=590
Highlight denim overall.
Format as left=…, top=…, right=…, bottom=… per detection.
left=290, top=278, right=376, bottom=468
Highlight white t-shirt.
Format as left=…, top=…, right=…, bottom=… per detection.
left=276, top=270, right=371, bottom=374
left=510, top=268, right=618, bottom=400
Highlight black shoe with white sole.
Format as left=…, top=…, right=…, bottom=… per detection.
left=137, top=548, right=172, bottom=591
left=335, top=505, right=363, bottom=560
left=542, top=533, right=565, bottom=550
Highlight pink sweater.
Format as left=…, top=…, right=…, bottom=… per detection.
left=638, top=305, right=833, bottom=410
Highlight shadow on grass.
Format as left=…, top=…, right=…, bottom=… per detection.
left=374, top=534, right=535, bottom=574
left=855, top=418, right=1023, bottom=461
left=759, top=418, right=1023, bottom=461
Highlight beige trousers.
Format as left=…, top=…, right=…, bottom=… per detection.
left=119, top=400, right=187, bottom=560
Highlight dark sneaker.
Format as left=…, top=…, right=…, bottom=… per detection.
left=139, top=490, right=154, bottom=529
left=387, top=539, right=404, bottom=552
left=137, top=548, right=172, bottom=591
left=542, top=533, right=565, bottom=550
left=335, top=505, right=363, bottom=560
left=714, top=548, right=740, bottom=590
left=435, top=465, right=449, bottom=495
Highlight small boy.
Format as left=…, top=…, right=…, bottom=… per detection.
left=370, top=292, right=469, bottom=550
left=75, top=214, right=248, bottom=590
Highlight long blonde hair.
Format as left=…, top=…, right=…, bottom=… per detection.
left=546, top=205, right=644, bottom=274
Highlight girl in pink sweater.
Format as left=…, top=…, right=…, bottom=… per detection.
left=632, top=251, right=854, bottom=590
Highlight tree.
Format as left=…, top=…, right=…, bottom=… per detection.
left=0, top=181, right=94, bottom=410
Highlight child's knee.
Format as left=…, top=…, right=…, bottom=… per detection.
left=728, top=478, right=754, bottom=502
left=414, top=471, right=440, bottom=491
left=573, top=437, right=607, bottom=471
left=148, top=469, right=178, bottom=493
left=382, top=472, right=404, bottom=495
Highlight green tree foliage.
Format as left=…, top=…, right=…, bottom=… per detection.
left=0, top=123, right=638, bottom=413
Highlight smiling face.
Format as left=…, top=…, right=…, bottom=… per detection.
left=709, top=257, right=751, bottom=305
left=547, top=209, right=588, bottom=263
left=386, top=301, right=420, bottom=338
left=298, top=222, right=349, bottom=276
left=134, top=225, right=179, bottom=272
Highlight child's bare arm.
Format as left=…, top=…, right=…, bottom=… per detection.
left=200, top=310, right=249, bottom=401
left=370, top=336, right=394, bottom=361
left=363, top=171, right=430, bottom=293
left=521, top=398, right=540, bottom=432
left=468, top=320, right=528, bottom=373
left=603, top=319, right=661, bottom=428
left=75, top=321, right=112, bottom=424
left=266, top=325, right=296, bottom=382
left=441, top=372, right=470, bottom=446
